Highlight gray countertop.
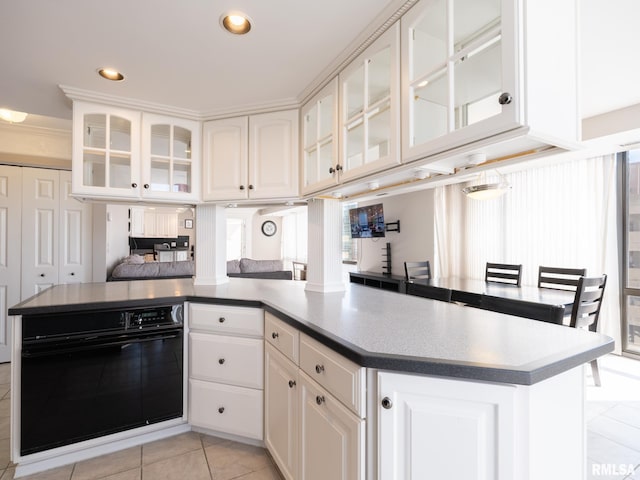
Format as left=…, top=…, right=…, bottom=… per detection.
left=9, top=278, right=614, bottom=385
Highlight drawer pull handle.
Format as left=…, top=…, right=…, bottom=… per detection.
left=272, top=332, right=279, bottom=339
left=218, top=358, right=225, bottom=365
left=381, top=397, right=393, bottom=409
left=288, top=380, right=296, bottom=388
left=219, top=317, right=226, bottom=323
left=218, top=407, right=225, bottom=414
left=315, top=395, right=325, bottom=406
left=315, top=364, right=324, bottom=374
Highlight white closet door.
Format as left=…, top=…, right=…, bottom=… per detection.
left=21, top=168, right=59, bottom=299
left=0, top=166, right=22, bottom=362
left=59, top=170, right=92, bottom=284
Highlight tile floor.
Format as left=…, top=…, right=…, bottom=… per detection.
left=0, top=354, right=638, bottom=479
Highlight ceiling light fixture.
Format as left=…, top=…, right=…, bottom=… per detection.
left=98, top=68, right=125, bottom=81
left=462, top=169, right=511, bottom=200
left=0, top=108, right=28, bottom=123
left=221, top=12, right=252, bottom=35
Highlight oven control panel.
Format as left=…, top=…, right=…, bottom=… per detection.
left=127, top=304, right=183, bottom=329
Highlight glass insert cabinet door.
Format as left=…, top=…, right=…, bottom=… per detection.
left=301, top=78, right=339, bottom=194
left=402, top=0, right=516, bottom=161
left=141, top=114, right=200, bottom=200
left=74, top=104, right=140, bottom=196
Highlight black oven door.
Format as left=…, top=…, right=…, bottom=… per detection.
left=20, top=328, right=183, bottom=456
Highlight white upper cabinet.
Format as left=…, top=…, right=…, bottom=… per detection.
left=72, top=101, right=200, bottom=203
left=203, top=110, right=299, bottom=201
left=141, top=113, right=201, bottom=203
left=401, top=0, right=579, bottom=170
left=339, top=22, right=401, bottom=184
left=72, top=102, right=140, bottom=200
left=301, top=78, right=339, bottom=195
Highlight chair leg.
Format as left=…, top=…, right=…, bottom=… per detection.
left=590, top=359, right=601, bottom=387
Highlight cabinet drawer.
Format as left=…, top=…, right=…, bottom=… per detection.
left=299, top=333, right=365, bottom=417
left=189, top=379, right=263, bottom=440
left=265, top=312, right=299, bottom=364
left=189, top=303, right=263, bottom=337
left=189, top=333, right=263, bottom=389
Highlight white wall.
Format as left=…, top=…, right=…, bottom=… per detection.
left=356, top=189, right=435, bottom=277
left=251, top=214, right=282, bottom=260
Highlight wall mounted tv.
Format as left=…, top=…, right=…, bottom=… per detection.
left=349, top=203, right=385, bottom=238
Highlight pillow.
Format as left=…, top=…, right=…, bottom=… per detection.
left=240, top=258, right=284, bottom=273
left=227, top=259, right=241, bottom=274
left=123, top=254, right=145, bottom=264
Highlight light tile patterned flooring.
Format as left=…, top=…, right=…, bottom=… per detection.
left=0, top=355, right=638, bottom=479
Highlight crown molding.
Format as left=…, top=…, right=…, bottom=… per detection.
left=0, top=121, right=71, bottom=138
left=199, top=97, right=301, bottom=121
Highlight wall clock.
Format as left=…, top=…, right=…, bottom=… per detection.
left=261, top=220, right=277, bottom=237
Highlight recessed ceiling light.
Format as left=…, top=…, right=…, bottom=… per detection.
left=220, top=12, right=252, bottom=35
left=98, top=68, right=125, bottom=81
left=0, top=108, right=28, bottom=123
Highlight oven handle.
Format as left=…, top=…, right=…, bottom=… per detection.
left=22, top=330, right=182, bottom=358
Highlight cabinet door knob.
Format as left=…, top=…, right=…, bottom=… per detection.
left=498, top=92, right=513, bottom=105
left=315, top=364, right=324, bottom=374
left=272, top=332, right=279, bottom=339
left=218, top=407, right=225, bottom=414
left=39, top=273, right=45, bottom=277
left=239, top=185, right=245, bottom=190
left=381, top=397, right=393, bottom=409
left=288, top=380, right=296, bottom=388
left=315, top=395, right=325, bottom=405
left=336, top=164, right=343, bottom=171
left=329, top=167, right=335, bottom=174
left=131, top=183, right=137, bottom=188
left=218, top=358, right=225, bottom=365
left=219, top=317, right=226, bottom=323
left=143, top=184, right=150, bottom=189
left=70, top=272, right=75, bottom=276
left=248, top=184, right=254, bottom=190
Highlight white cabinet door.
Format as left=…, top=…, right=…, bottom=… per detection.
left=21, top=168, right=59, bottom=299
left=378, top=371, right=517, bottom=480
left=299, top=372, right=364, bottom=480
left=301, top=78, right=340, bottom=195
left=58, top=171, right=92, bottom=284
left=339, top=22, right=400, bottom=184
left=202, top=116, right=249, bottom=201
left=0, top=166, right=22, bottom=362
left=264, top=343, right=299, bottom=480
left=71, top=101, right=141, bottom=199
left=141, top=113, right=201, bottom=203
left=249, top=110, right=299, bottom=199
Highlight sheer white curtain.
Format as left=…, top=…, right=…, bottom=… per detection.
left=435, top=155, right=621, bottom=351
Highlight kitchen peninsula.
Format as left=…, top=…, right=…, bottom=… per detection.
left=9, top=278, right=613, bottom=479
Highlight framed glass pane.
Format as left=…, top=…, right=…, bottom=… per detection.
left=174, top=126, right=191, bottom=159
left=411, top=0, right=447, bottom=80
left=368, top=47, right=391, bottom=106
left=304, top=106, right=318, bottom=148
left=83, top=152, right=105, bottom=187
left=345, top=118, right=364, bottom=171
left=453, top=0, right=501, bottom=48
left=109, top=154, right=132, bottom=189
left=173, top=161, right=191, bottom=193
left=454, top=37, right=501, bottom=128
left=150, top=158, right=171, bottom=192
left=412, top=69, right=448, bottom=145
left=367, top=101, right=390, bottom=163
left=151, top=124, right=170, bottom=156
left=345, top=64, right=365, bottom=119
left=318, top=95, right=333, bottom=139
left=110, top=116, right=131, bottom=151
left=84, top=114, right=106, bottom=149
left=305, top=147, right=318, bottom=187
left=318, top=140, right=334, bottom=181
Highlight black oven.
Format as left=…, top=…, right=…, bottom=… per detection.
left=20, top=304, right=184, bottom=456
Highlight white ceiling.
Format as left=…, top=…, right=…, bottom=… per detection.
left=0, top=0, right=639, bottom=127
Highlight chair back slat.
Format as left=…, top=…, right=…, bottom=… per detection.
left=538, top=266, right=586, bottom=291
left=485, top=262, right=522, bottom=286
left=570, top=275, right=607, bottom=331
left=405, top=261, right=431, bottom=282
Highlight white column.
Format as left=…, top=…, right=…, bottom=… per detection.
left=305, top=198, right=344, bottom=293
left=193, top=204, right=228, bottom=285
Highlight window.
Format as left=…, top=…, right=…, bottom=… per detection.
left=342, top=202, right=358, bottom=263
left=623, top=150, right=640, bottom=356
left=226, top=218, right=245, bottom=260
left=282, top=208, right=308, bottom=264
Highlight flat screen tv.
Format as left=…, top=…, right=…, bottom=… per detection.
left=349, top=203, right=386, bottom=238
